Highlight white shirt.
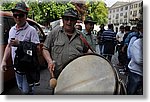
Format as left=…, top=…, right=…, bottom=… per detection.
left=128, top=38, right=143, bottom=76
left=116, top=31, right=124, bottom=42
left=127, top=36, right=138, bottom=59
left=8, top=22, right=40, bottom=63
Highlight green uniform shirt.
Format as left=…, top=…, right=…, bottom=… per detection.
left=82, top=29, right=97, bottom=51
left=43, top=26, right=88, bottom=77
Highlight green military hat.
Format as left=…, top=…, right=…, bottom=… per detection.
left=62, top=8, right=79, bottom=20
left=84, top=16, right=97, bottom=24
left=11, top=2, right=29, bottom=14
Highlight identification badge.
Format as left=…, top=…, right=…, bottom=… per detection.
left=27, top=50, right=32, bottom=56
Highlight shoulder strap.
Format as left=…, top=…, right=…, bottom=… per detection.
left=80, top=34, right=94, bottom=53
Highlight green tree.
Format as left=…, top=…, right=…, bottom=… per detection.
left=0, top=0, right=108, bottom=25
left=87, top=1, right=108, bottom=25
left=28, top=1, right=74, bottom=25
left=0, top=1, right=16, bottom=10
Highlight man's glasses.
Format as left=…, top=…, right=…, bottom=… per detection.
left=63, top=17, right=77, bottom=21
left=13, top=13, right=25, bottom=18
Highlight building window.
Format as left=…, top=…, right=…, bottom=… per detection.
left=139, top=3, right=141, bottom=7
left=130, top=5, right=133, bottom=9
left=125, top=6, right=128, bottom=10
left=117, top=8, right=119, bottom=12
left=139, top=9, right=142, bottom=14
left=134, top=4, right=138, bottom=8
left=133, top=10, right=137, bottom=17
left=130, top=11, right=132, bottom=15
left=121, top=7, right=123, bottom=11
left=113, top=9, right=115, bottom=13
left=116, top=14, right=119, bottom=19
left=120, top=13, right=123, bottom=16
left=113, top=15, right=115, bottom=18
left=136, top=4, right=138, bottom=8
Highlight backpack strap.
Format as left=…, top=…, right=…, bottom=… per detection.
left=79, top=34, right=94, bottom=53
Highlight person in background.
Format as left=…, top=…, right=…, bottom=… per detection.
left=1, top=2, right=40, bottom=94
left=126, top=22, right=143, bottom=95
left=82, top=16, right=97, bottom=52
left=120, top=26, right=131, bottom=71
left=126, top=26, right=139, bottom=60
left=116, top=25, right=125, bottom=66
left=116, top=25, right=125, bottom=43
left=97, top=24, right=106, bottom=55
left=42, top=8, right=91, bottom=94
left=101, top=24, right=117, bottom=61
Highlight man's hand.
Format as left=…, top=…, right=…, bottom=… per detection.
left=10, top=38, right=20, bottom=47
left=48, top=61, right=55, bottom=73
left=1, top=61, right=7, bottom=72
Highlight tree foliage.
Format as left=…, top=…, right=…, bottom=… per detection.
left=0, top=0, right=108, bottom=25
left=0, top=1, right=16, bottom=10
left=31, top=1, right=74, bottom=25
left=87, top=1, right=108, bottom=25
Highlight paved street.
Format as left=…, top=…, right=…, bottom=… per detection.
left=2, top=45, right=127, bottom=95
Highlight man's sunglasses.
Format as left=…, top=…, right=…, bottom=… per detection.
left=13, top=13, right=25, bottom=18
left=63, top=17, right=77, bottom=21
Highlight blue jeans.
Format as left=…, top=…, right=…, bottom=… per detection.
left=126, top=71, right=143, bottom=95
left=15, top=72, right=34, bottom=94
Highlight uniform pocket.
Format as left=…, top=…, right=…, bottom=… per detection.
left=52, top=41, right=65, bottom=68
left=53, top=41, right=65, bottom=54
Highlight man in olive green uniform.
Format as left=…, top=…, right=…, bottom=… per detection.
left=82, top=16, right=97, bottom=52
left=42, top=8, right=90, bottom=79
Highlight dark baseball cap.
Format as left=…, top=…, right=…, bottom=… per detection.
left=62, top=8, right=79, bottom=20
left=84, top=16, right=97, bottom=24
left=11, top=2, right=29, bottom=14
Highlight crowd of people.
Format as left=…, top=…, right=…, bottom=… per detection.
left=1, top=1, right=143, bottom=95
left=96, top=22, right=143, bottom=95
